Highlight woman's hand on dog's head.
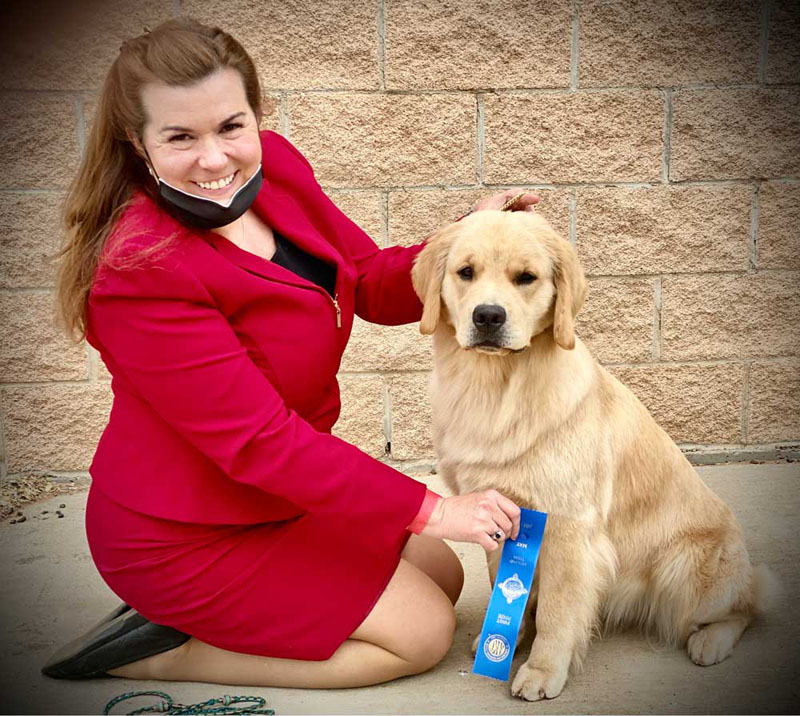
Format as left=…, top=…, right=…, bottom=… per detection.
left=421, top=490, right=521, bottom=552
left=471, top=188, right=540, bottom=214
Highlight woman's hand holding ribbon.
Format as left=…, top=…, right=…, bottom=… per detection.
left=421, top=490, right=521, bottom=552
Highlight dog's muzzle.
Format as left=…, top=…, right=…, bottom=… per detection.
left=472, top=304, right=506, bottom=334
left=469, top=304, right=511, bottom=350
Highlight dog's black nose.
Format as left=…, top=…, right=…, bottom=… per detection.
left=472, top=304, right=506, bottom=332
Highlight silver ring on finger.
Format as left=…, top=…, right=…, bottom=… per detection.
left=492, top=530, right=504, bottom=541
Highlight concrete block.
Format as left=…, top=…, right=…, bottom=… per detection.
left=88, top=345, right=112, bottom=382
left=289, top=93, right=475, bottom=187
left=384, top=0, right=571, bottom=90
left=388, top=189, right=571, bottom=248
left=661, top=272, right=800, bottom=360
left=0, top=94, right=80, bottom=189
left=579, top=0, right=759, bottom=87
left=484, top=91, right=663, bottom=184
left=1, top=383, right=112, bottom=472
left=324, top=190, right=384, bottom=247
left=748, top=359, right=800, bottom=443
left=259, top=94, right=282, bottom=133
left=671, top=88, right=800, bottom=181
left=387, top=373, right=433, bottom=461
left=0, top=192, right=64, bottom=289
left=332, top=375, right=386, bottom=458
left=609, top=362, right=744, bottom=444
left=183, top=0, right=379, bottom=90
left=758, top=182, right=800, bottom=270
left=0, top=292, right=87, bottom=383
left=576, top=185, right=751, bottom=275
left=0, top=0, right=172, bottom=91
left=765, top=0, right=800, bottom=84
left=576, top=278, right=654, bottom=364
left=341, top=317, right=432, bottom=373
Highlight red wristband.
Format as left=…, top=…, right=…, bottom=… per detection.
left=407, top=489, right=442, bottom=534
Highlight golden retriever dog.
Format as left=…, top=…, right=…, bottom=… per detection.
left=411, top=209, right=775, bottom=702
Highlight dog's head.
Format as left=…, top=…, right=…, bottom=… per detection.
left=411, top=210, right=587, bottom=354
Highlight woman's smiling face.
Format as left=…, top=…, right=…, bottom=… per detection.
left=138, top=67, right=262, bottom=200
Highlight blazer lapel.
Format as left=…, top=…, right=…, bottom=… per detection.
left=205, top=181, right=344, bottom=290
left=262, top=188, right=344, bottom=270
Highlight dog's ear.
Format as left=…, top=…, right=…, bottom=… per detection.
left=550, top=233, right=587, bottom=350
left=412, top=224, right=458, bottom=335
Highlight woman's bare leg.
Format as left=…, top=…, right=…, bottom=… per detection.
left=107, top=558, right=456, bottom=688
left=401, top=534, right=464, bottom=605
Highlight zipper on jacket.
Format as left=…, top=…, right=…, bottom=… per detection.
left=332, top=293, right=341, bottom=328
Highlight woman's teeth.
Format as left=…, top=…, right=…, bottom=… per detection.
left=196, top=172, right=235, bottom=190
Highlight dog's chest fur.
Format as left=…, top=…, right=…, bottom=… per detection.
left=430, top=330, right=611, bottom=519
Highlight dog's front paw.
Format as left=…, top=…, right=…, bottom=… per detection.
left=510, top=662, right=567, bottom=701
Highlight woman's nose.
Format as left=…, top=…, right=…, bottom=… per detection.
left=195, top=137, right=229, bottom=172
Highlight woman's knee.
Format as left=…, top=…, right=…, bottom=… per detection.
left=402, top=598, right=456, bottom=674
left=353, top=558, right=457, bottom=673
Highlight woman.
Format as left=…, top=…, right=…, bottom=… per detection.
left=44, top=18, right=536, bottom=688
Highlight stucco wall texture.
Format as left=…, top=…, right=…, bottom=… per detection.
left=0, top=0, right=798, bottom=481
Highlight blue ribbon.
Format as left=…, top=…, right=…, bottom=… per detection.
left=472, top=507, right=547, bottom=681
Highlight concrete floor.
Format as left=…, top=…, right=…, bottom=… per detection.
left=1, top=462, right=798, bottom=715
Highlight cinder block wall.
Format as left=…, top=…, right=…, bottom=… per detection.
left=1, top=0, right=798, bottom=482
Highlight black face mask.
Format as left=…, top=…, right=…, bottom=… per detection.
left=153, top=164, right=263, bottom=230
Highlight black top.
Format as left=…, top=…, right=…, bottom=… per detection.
left=270, top=230, right=337, bottom=298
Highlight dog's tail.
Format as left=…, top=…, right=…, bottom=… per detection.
left=750, top=563, right=782, bottom=615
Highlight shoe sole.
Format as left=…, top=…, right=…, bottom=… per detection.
left=41, top=604, right=189, bottom=679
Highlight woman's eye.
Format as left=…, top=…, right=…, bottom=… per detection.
left=515, top=272, right=536, bottom=285
left=168, top=134, right=191, bottom=143
left=222, top=122, right=244, bottom=132
left=457, top=266, right=473, bottom=281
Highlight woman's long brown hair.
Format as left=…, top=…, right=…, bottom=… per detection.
left=55, top=18, right=262, bottom=342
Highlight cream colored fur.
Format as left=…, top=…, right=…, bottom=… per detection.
left=411, top=210, right=774, bottom=702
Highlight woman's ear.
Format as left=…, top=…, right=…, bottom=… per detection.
left=411, top=224, right=458, bottom=335
left=126, top=131, right=157, bottom=181
left=550, top=232, right=587, bottom=350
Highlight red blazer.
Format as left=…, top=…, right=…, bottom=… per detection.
left=86, top=130, right=428, bottom=550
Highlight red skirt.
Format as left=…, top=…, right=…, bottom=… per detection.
left=84, top=483, right=410, bottom=661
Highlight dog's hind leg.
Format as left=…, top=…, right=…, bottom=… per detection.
left=685, top=559, right=778, bottom=666
left=684, top=560, right=752, bottom=668
left=686, top=560, right=779, bottom=666
left=686, top=616, right=749, bottom=666
left=651, top=526, right=771, bottom=666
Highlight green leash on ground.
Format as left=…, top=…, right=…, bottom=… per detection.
left=103, top=690, right=275, bottom=715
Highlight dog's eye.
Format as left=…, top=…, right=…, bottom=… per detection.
left=515, top=272, right=537, bottom=285
left=457, top=266, right=473, bottom=281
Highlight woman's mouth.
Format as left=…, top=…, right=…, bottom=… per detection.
left=191, top=170, right=238, bottom=195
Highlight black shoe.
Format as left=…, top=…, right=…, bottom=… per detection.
left=41, top=603, right=190, bottom=679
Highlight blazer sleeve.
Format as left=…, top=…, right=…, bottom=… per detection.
left=88, top=246, right=427, bottom=539
left=340, top=219, right=426, bottom=327
left=275, top=133, right=427, bottom=326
